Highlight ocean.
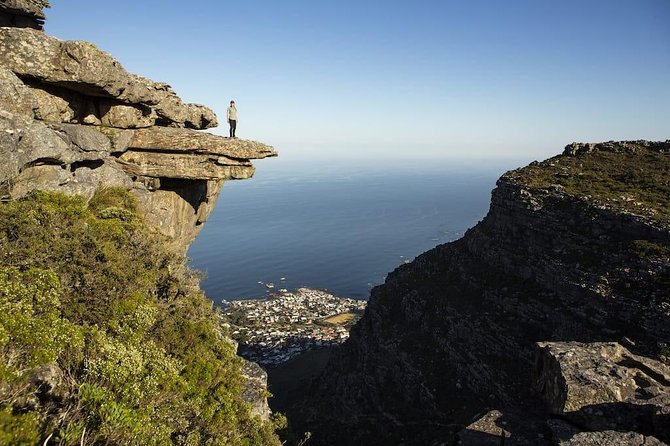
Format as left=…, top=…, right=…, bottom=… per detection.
left=187, top=155, right=522, bottom=303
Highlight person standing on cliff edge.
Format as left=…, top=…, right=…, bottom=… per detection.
left=227, top=100, right=238, bottom=138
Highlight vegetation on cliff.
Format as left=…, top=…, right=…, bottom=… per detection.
left=0, top=189, right=283, bottom=445
left=510, top=142, right=670, bottom=223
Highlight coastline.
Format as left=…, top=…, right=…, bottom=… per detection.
left=221, top=287, right=366, bottom=366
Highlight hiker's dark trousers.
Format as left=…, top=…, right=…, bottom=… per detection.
left=229, top=120, right=237, bottom=137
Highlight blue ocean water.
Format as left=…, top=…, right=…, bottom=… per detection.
left=187, top=156, right=520, bottom=303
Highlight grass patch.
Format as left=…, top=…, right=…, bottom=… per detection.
left=509, top=148, right=670, bottom=222
left=322, top=312, right=357, bottom=325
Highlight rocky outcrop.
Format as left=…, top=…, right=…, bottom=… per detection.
left=535, top=342, right=670, bottom=444
left=0, top=0, right=48, bottom=30
left=242, top=360, right=272, bottom=420
left=292, top=141, right=669, bottom=445
left=0, top=11, right=276, bottom=252
left=0, top=27, right=216, bottom=129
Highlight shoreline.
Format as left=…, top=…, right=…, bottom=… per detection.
left=221, top=287, right=366, bottom=366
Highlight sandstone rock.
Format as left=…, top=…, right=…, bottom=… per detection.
left=30, top=85, right=78, bottom=123
left=0, top=105, right=274, bottom=252
left=456, top=410, right=551, bottom=445
left=118, top=151, right=255, bottom=181
left=9, top=158, right=134, bottom=200
left=0, top=67, right=35, bottom=117
left=535, top=342, right=670, bottom=414
left=547, top=418, right=667, bottom=446
left=97, top=126, right=134, bottom=153
left=535, top=341, right=670, bottom=440
left=23, top=81, right=158, bottom=128
left=133, top=178, right=224, bottom=251
left=0, top=27, right=217, bottom=129
left=29, top=362, right=66, bottom=400
left=0, top=0, right=49, bottom=30
left=98, top=100, right=156, bottom=128
left=0, top=110, right=75, bottom=181
left=127, top=126, right=278, bottom=159
left=0, top=0, right=48, bottom=19
left=241, top=360, right=272, bottom=420
left=55, top=123, right=111, bottom=153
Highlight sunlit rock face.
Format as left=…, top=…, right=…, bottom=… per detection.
left=0, top=5, right=276, bottom=252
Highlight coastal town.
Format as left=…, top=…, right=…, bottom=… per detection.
left=222, top=288, right=367, bottom=366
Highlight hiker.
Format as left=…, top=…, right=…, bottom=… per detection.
left=227, top=100, right=238, bottom=138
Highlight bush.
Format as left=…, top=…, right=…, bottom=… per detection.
left=0, top=190, right=281, bottom=445
left=88, top=186, right=140, bottom=215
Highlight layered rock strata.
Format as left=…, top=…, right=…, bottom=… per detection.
left=0, top=8, right=276, bottom=252
left=0, top=0, right=49, bottom=30
left=294, top=141, right=670, bottom=445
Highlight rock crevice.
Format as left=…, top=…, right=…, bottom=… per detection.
left=0, top=0, right=49, bottom=30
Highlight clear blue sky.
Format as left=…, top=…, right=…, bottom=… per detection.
left=45, top=1, right=669, bottom=161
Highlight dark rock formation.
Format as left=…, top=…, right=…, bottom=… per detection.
left=291, top=141, right=670, bottom=445
left=0, top=0, right=48, bottom=30
left=0, top=10, right=276, bottom=253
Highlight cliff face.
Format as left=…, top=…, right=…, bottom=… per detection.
left=295, top=141, right=670, bottom=445
left=0, top=2, right=280, bottom=440
left=0, top=2, right=276, bottom=252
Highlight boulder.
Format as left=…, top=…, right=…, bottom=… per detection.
left=30, top=85, right=78, bottom=123
left=98, top=100, right=156, bottom=128
left=0, top=110, right=75, bottom=182
left=241, top=360, right=272, bottom=420
left=0, top=27, right=217, bottom=129
left=55, top=123, right=112, bottom=153
left=535, top=342, right=670, bottom=441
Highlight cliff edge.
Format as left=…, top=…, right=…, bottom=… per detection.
left=0, top=2, right=282, bottom=444
left=0, top=1, right=276, bottom=252
left=293, top=141, right=670, bottom=445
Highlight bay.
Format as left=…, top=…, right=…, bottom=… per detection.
left=187, top=155, right=522, bottom=303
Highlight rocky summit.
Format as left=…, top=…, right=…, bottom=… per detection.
left=290, top=141, right=670, bottom=445
left=0, top=3, right=276, bottom=252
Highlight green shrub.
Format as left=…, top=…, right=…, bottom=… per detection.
left=88, top=186, right=140, bottom=215
left=0, top=190, right=281, bottom=445
left=0, top=408, right=44, bottom=446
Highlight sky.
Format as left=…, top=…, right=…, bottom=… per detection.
left=44, top=1, right=669, bottom=161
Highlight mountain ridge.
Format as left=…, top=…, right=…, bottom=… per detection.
left=288, top=140, right=670, bottom=446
